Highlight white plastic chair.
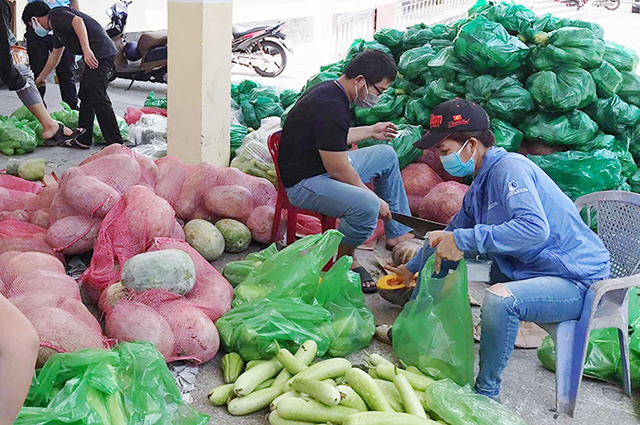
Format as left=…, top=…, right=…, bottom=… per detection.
left=540, top=191, right=640, bottom=416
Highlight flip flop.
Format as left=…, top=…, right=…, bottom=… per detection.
left=353, top=266, right=377, bottom=293
left=43, top=124, right=86, bottom=147
left=57, top=134, right=91, bottom=149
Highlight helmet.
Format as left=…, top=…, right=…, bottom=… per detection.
left=124, top=42, right=142, bottom=61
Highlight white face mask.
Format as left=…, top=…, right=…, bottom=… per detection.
left=354, top=76, right=381, bottom=108
left=31, top=17, right=50, bottom=38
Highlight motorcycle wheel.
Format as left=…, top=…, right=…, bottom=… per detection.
left=253, top=40, right=287, bottom=78
left=604, top=0, right=620, bottom=10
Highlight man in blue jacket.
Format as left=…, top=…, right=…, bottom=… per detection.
left=384, top=99, right=611, bottom=400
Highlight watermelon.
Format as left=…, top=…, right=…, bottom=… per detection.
left=121, top=249, right=196, bottom=295
left=215, top=219, right=252, bottom=253
left=184, top=219, right=226, bottom=261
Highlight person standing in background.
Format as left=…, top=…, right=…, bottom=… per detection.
left=25, top=0, right=79, bottom=109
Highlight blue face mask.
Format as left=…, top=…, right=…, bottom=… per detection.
left=440, top=140, right=476, bottom=177
left=31, top=17, right=50, bottom=38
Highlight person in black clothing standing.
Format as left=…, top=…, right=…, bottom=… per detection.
left=23, top=2, right=124, bottom=148
left=24, top=0, right=79, bottom=110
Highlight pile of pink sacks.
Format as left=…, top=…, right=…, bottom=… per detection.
left=0, top=251, right=108, bottom=367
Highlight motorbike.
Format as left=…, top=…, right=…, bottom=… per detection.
left=106, top=0, right=167, bottom=87
left=232, top=22, right=292, bottom=77
left=555, top=0, right=620, bottom=10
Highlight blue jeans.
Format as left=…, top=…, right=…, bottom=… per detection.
left=286, top=145, right=412, bottom=246
left=475, top=276, right=592, bottom=399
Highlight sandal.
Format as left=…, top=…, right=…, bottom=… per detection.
left=43, top=124, right=86, bottom=147
left=353, top=266, right=377, bottom=293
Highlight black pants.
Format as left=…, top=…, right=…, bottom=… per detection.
left=0, top=0, right=26, bottom=91
left=78, top=55, right=123, bottom=146
left=25, top=26, right=78, bottom=109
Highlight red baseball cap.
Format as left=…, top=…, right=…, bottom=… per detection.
left=414, top=98, right=491, bottom=150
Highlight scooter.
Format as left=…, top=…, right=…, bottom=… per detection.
left=232, top=22, right=292, bottom=77
left=106, top=0, right=167, bottom=87
left=555, top=0, right=620, bottom=10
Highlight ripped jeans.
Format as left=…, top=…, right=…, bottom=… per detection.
left=475, top=276, right=593, bottom=399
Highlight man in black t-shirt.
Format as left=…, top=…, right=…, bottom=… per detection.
left=23, top=2, right=124, bottom=148
left=280, top=50, right=414, bottom=292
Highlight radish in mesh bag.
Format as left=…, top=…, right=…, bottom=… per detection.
left=420, top=181, right=469, bottom=224
left=0, top=219, right=59, bottom=257
left=0, top=186, right=37, bottom=213
left=155, top=155, right=189, bottom=207
left=8, top=270, right=81, bottom=301
left=204, top=185, right=254, bottom=223
left=60, top=167, right=121, bottom=219
left=247, top=205, right=275, bottom=244
left=174, top=162, right=220, bottom=221
left=0, top=251, right=65, bottom=285
left=78, top=154, right=141, bottom=194
left=46, top=215, right=101, bottom=255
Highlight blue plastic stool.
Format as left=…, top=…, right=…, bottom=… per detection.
left=539, top=191, right=640, bottom=416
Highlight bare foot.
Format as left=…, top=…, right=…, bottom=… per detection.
left=386, top=233, right=415, bottom=248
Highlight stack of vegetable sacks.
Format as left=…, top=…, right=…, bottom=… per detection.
left=99, top=238, right=233, bottom=363
left=208, top=348, right=527, bottom=425
left=0, top=251, right=107, bottom=367
left=299, top=0, right=640, bottom=203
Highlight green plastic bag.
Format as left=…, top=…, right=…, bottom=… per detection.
left=354, top=92, right=409, bottom=125
left=481, top=1, right=536, bottom=33
left=93, top=115, right=129, bottom=144
left=629, top=126, right=640, bottom=163
left=222, top=243, right=278, bottom=287
left=453, top=16, right=529, bottom=74
left=528, top=28, right=605, bottom=71
left=50, top=102, right=79, bottom=129
left=0, top=118, right=38, bottom=156
left=491, top=119, right=523, bottom=152
left=346, top=38, right=392, bottom=65
left=618, top=71, right=640, bottom=107
left=144, top=91, right=167, bottom=109
left=428, top=46, right=470, bottom=81
left=358, top=124, right=423, bottom=169
left=430, top=39, right=455, bottom=52
left=16, top=342, right=209, bottom=425
left=423, top=78, right=462, bottom=108
left=465, top=75, right=535, bottom=122
left=280, top=89, right=300, bottom=109
left=555, top=18, right=604, bottom=39
left=374, top=28, right=405, bottom=55
left=398, top=45, right=436, bottom=84
left=390, top=76, right=419, bottom=96
left=630, top=169, right=640, bottom=193
left=423, top=379, right=528, bottom=425
left=603, top=40, right=639, bottom=72
left=25, top=120, right=45, bottom=146
left=589, top=61, right=623, bottom=98
left=233, top=230, right=343, bottom=306
left=585, top=95, right=640, bottom=136
left=217, top=298, right=335, bottom=361
left=402, top=23, right=436, bottom=50
left=393, top=255, right=475, bottom=387
left=526, top=67, right=597, bottom=112
left=230, top=124, right=249, bottom=159
left=578, top=132, right=636, bottom=179
left=529, top=149, right=624, bottom=200
left=523, top=110, right=599, bottom=147
left=405, top=98, right=431, bottom=127
left=302, top=71, right=341, bottom=93
left=240, top=97, right=285, bottom=130
left=11, top=105, right=36, bottom=122
left=314, top=256, right=375, bottom=357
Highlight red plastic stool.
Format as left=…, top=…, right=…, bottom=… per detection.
left=268, top=131, right=338, bottom=268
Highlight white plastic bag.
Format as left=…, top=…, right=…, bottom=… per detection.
left=128, top=114, right=167, bottom=146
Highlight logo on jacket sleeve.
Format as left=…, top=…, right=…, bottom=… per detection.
left=507, top=180, right=528, bottom=199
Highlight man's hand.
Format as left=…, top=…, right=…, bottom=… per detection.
left=379, top=199, right=392, bottom=220
left=83, top=48, right=99, bottom=69
left=370, top=122, right=398, bottom=141
left=429, top=230, right=463, bottom=273
left=35, top=75, right=46, bottom=88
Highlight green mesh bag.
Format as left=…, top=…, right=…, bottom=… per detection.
left=526, top=67, right=597, bottom=112
left=465, top=75, right=535, bottom=122
left=453, top=16, right=529, bottom=74
left=523, top=110, right=599, bottom=147
left=589, top=61, right=623, bottom=98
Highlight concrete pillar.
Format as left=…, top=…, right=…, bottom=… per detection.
left=375, top=3, right=397, bottom=31
left=167, top=0, right=232, bottom=166
left=312, top=0, right=336, bottom=42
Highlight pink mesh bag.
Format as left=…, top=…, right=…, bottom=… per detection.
left=0, top=174, right=43, bottom=193
left=0, top=219, right=59, bottom=257
left=80, top=185, right=177, bottom=293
